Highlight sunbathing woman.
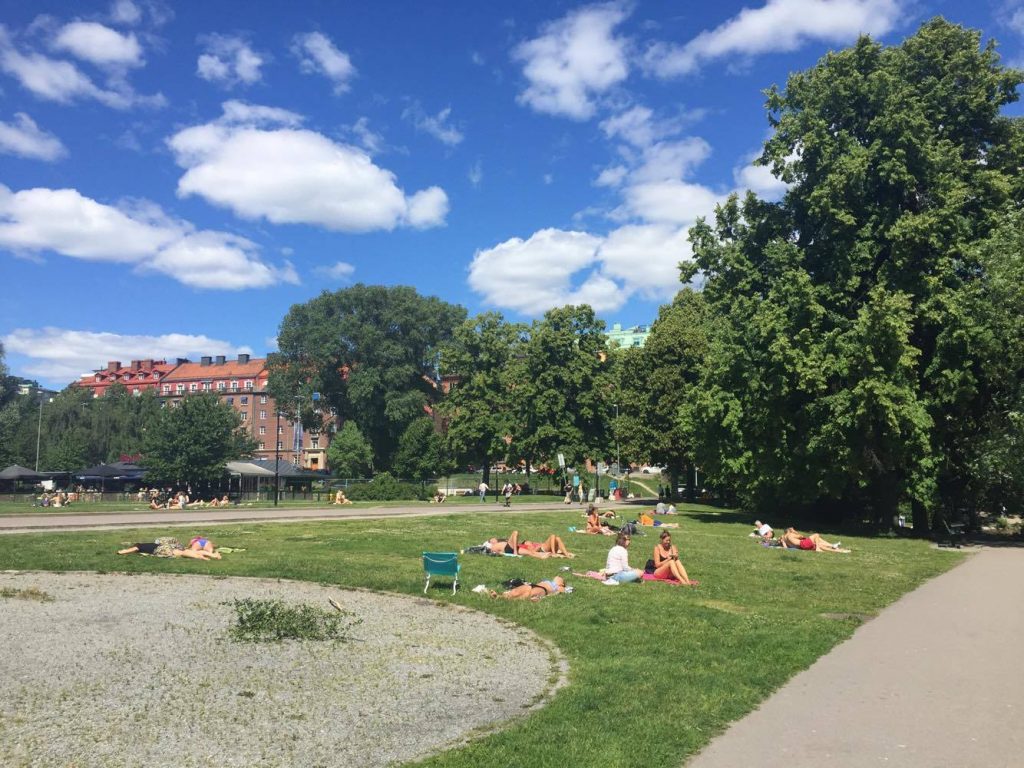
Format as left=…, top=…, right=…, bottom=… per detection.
left=651, top=530, right=697, bottom=585
left=489, top=575, right=568, bottom=601
left=188, top=535, right=222, bottom=559
left=778, top=527, right=849, bottom=553
left=117, top=537, right=219, bottom=560
left=586, top=507, right=615, bottom=535
left=518, top=534, right=575, bottom=558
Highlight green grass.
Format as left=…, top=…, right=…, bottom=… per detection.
left=0, top=507, right=963, bottom=768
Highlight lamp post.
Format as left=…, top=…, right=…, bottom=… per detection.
left=273, top=409, right=281, bottom=507
left=613, top=403, right=620, bottom=476
left=34, top=395, right=44, bottom=472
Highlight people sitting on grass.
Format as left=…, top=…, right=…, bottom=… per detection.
left=483, top=531, right=575, bottom=558
left=638, top=512, right=679, bottom=528
left=751, top=520, right=774, bottom=539
left=650, top=530, right=697, bottom=585
left=600, top=532, right=644, bottom=585
left=586, top=506, right=615, bottom=535
left=778, top=527, right=850, bottom=553
left=488, top=575, right=569, bottom=601
left=333, top=489, right=353, bottom=505
left=431, top=490, right=447, bottom=503
left=117, top=536, right=220, bottom=560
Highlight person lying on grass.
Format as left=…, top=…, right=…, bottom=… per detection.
left=188, top=535, right=221, bottom=558
left=117, top=536, right=221, bottom=559
left=638, top=512, right=679, bottom=528
left=778, top=527, right=850, bottom=553
left=484, top=531, right=575, bottom=558
left=651, top=530, right=697, bottom=585
left=751, top=520, right=774, bottom=539
left=489, top=575, right=569, bottom=601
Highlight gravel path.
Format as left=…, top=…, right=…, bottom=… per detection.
left=0, top=572, right=565, bottom=768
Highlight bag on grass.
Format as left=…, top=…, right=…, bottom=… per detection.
left=644, top=558, right=656, bottom=574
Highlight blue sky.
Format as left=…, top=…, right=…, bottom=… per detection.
left=1, top=0, right=1021, bottom=388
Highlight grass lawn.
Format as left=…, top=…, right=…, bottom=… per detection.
left=0, top=507, right=964, bottom=768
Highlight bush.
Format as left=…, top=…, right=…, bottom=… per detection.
left=227, top=598, right=361, bottom=643
left=344, top=471, right=431, bottom=501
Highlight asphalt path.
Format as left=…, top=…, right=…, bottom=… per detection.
left=0, top=499, right=591, bottom=534
left=684, top=546, right=1024, bottom=768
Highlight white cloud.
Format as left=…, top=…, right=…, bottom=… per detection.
left=110, top=0, right=142, bottom=25
left=3, top=327, right=252, bottom=385
left=733, top=152, right=789, bottom=200
left=167, top=101, right=449, bottom=232
left=52, top=21, right=143, bottom=68
left=594, top=164, right=628, bottom=187
left=403, top=104, right=464, bottom=146
left=600, top=105, right=679, bottom=148
left=618, top=179, right=722, bottom=224
left=314, top=261, right=356, bottom=281
left=0, top=113, right=66, bottom=161
left=468, top=159, right=483, bottom=187
left=598, top=223, right=692, bottom=296
left=644, top=0, right=902, bottom=77
left=513, top=3, right=630, bottom=119
left=343, top=117, right=385, bottom=154
left=0, top=183, right=297, bottom=289
left=196, top=34, right=263, bottom=86
left=292, top=31, right=355, bottom=93
left=469, top=228, right=625, bottom=315
left=0, top=25, right=161, bottom=109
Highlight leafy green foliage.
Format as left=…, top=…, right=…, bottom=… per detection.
left=439, top=312, right=524, bottom=484
left=326, top=421, right=374, bottom=478
left=344, top=471, right=430, bottom=501
left=142, top=393, right=256, bottom=485
left=687, top=19, right=1024, bottom=524
left=227, top=597, right=361, bottom=643
left=393, top=416, right=451, bottom=481
left=269, top=284, right=465, bottom=470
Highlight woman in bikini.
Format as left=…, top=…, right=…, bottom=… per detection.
left=652, top=530, right=696, bottom=585
left=188, top=535, right=222, bottom=559
left=778, top=527, right=849, bottom=552
left=489, top=575, right=568, bottom=601
left=485, top=531, right=575, bottom=558
left=586, top=507, right=615, bottom=535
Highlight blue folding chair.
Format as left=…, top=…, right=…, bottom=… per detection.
left=422, top=551, right=461, bottom=594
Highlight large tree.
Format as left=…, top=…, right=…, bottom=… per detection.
left=142, top=393, right=255, bottom=486
left=508, top=305, right=613, bottom=480
left=686, top=19, right=1024, bottom=526
left=438, top=312, right=525, bottom=486
left=269, top=284, right=465, bottom=470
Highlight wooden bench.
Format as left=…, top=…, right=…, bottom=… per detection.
left=937, top=517, right=967, bottom=548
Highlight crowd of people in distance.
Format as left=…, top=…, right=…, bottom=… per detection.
left=332, top=489, right=353, bottom=505
left=37, top=490, right=73, bottom=508
left=146, top=489, right=231, bottom=509
left=117, top=535, right=221, bottom=560
left=482, top=530, right=575, bottom=559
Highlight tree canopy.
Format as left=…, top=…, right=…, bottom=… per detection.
left=269, top=284, right=466, bottom=470
left=685, top=18, right=1024, bottom=526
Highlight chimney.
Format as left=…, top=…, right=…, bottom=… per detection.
left=201, top=356, right=212, bottom=366
left=238, top=353, right=250, bottom=364
left=142, top=359, right=154, bottom=371
left=176, top=358, right=188, bottom=365
left=215, top=355, right=226, bottom=365
left=130, top=360, right=140, bottom=371
left=107, top=361, right=121, bottom=372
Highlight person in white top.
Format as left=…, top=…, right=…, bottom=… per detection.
left=752, top=520, right=774, bottom=539
left=478, top=481, right=489, bottom=502
left=601, top=532, right=643, bottom=585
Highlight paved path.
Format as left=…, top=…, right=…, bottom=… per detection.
left=685, top=547, right=1024, bottom=768
left=0, top=500, right=584, bottom=534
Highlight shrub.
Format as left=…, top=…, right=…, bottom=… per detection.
left=344, top=471, right=430, bottom=501
left=227, top=598, right=361, bottom=643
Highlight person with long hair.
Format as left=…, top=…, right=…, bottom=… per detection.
left=601, top=532, right=643, bottom=584
left=651, top=530, right=696, bottom=585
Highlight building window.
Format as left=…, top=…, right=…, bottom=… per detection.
left=202, top=382, right=211, bottom=391
left=226, top=397, right=234, bottom=405
left=311, top=438, right=319, bottom=449
left=244, top=380, right=253, bottom=389
left=132, top=388, right=139, bottom=396
left=259, top=442, right=265, bottom=450
left=190, top=383, right=198, bottom=392
left=216, top=381, right=226, bottom=391
left=277, top=441, right=283, bottom=450
left=259, top=410, right=267, bottom=420
left=260, top=395, right=268, bottom=404
left=175, top=384, right=185, bottom=394
left=240, top=412, right=247, bottom=421
left=278, top=426, right=284, bottom=435
left=163, top=385, right=171, bottom=394
left=240, top=396, right=248, bottom=405
left=259, top=426, right=266, bottom=435
left=230, top=380, right=239, bottom=390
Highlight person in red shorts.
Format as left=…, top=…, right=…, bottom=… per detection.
left=779, top=527, right=850, bottom=553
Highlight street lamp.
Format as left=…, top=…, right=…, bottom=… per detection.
left=273, top=408, right=281, bottom=507
left=614, top=403, right=620, bottom=476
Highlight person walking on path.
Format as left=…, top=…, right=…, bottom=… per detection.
left=502, top=482, right=513, bottom=507
left=478, top=481, right=489, bottom=503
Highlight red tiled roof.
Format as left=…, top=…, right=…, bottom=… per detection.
left=161, top=359, right=267, bottom=382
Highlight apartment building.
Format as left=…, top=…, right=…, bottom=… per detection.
left=78, top=359, right=178, bottom=398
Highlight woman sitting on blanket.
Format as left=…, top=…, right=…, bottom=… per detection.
left=651, top=530, right=696, bottom=585
left=778, top=527, right=849, bottom=553
left=489, top=575, right=568, bottom=601
left=484, top=531, right=575, bottom=558
left=600, top=532, right=644, bottom=584
left=586, top=507, right=615, bottom=535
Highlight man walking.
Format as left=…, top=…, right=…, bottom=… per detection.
left=502, top=481, right=513, bottom=507
left=478, top=480, right=489, bottom=503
